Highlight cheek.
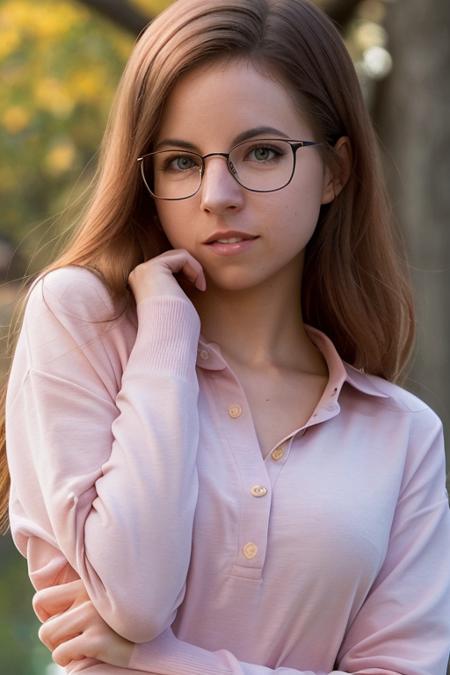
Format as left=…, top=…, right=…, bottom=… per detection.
left=291, top=195, right=322, bottom=238
left=155, top=205, right=191, bottom=248
left=274, top=180, right=324, bottom=247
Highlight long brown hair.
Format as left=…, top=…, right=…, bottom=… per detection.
left=0, top=0, right=415, bottom=532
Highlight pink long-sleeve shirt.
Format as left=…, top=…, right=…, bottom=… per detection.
left=5, top=266, right=450, bottom=675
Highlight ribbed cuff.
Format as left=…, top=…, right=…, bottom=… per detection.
left=128, top=630, right=232, bottom=674
left=132, top=296, right=201, bottom=379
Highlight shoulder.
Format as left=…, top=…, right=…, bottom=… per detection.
left=19, top=266, right=136, bottom=375
left=344, top=367, right=446, bottom=501
left=25, top=265, right=119, bottom=322
left=345, top=364, right=444, bottom=436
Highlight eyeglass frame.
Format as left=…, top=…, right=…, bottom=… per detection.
left=136, top=138, right=323, bottom=201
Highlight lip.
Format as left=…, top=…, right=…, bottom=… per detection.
left=204, top=238, right=259, bottom=256
left=203, top=230, right=258, bottom=244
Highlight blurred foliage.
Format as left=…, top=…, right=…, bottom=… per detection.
left=0, top=0, right=171, bottom=275
left=0, top=537, right=48, bottom=674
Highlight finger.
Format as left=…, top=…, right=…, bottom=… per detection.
left=33, top=579, right=87, bottom=622
left=195, top=273, right=207, bottom=291
left=128, top=249, right=207, bottom=298
left=39, top=618, right=81, bottom=653
left=175, top=264, right=206, bottom=291
left=51, top=633, right=93, bottom=668
left=38, top=601, right=91, bottom=651
left=160, top=249, right=204, bottom=279
left=170, top=253, right=206, bottom=289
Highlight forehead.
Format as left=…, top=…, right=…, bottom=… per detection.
left=156, top=59, right=313, bottom=142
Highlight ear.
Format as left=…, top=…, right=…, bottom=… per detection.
left=321, top=136, right=352, bottom=204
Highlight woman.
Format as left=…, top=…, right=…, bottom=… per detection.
left=2, top=0, right=450, bottom=673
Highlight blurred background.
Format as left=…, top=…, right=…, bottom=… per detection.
left=0, top=0, right=448, bottom=672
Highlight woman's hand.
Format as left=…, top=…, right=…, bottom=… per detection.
left=128, top=248, right=207, bottom=305
left=33, top=578, right=134, bottom=668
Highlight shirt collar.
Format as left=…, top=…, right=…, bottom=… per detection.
left=305, top=325, right=389, bottom=399
left=197, top=325, right=389, bottom=400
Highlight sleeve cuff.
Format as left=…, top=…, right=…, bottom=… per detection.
left=132, top=296, right=201, bottom=379
left=128, top=630, right=233, bottom=674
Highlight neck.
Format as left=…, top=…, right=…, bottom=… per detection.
left=185, top=255, right=327, bottom=376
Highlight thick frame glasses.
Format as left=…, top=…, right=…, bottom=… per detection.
left=137, top=138, right=321, bottom=200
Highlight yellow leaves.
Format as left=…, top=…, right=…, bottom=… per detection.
left=0, top=28, right=20, bottom=60
left=114, top=32, right=135, bottom=61
left=24, top=6, right=83, bottom=40
left=0, top=2, right=135, bottom=119
left=0, top=1, right=33, bottom=28
left=0, top=0, right=158, bottom=249
left=2, top=105, right=30, bottom=134
left=44, top=140, right=77, bottom=175
left=37, top=69, right=115, bottom=118
left=69, top=71, right=104, bottom=103
left=0, top=1, right=86, bottom=44
left=34, top=78, right=74, bottom=117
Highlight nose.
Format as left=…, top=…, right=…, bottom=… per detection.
left=199, top=156, right=244, bottom=213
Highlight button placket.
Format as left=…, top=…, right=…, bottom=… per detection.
left=230, top=407, right=271, bottom=575
left=213, top=373, right=272, bottom=579
left=234, top=488, right=271, bottom=575
left=264, top=436, right=300, bottom=494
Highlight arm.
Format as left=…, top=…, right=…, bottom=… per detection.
left=6, top=267, right=201, bottom=642
left=35, top=407, right=450, bottom=675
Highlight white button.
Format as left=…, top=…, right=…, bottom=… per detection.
left=271, top=446, right=284, bottom=461
left=250, top=485, right=268, bottom=497
left=199, top=349, right=209, bottom=360
left=242, top=543, right=258, bottom=559
left=228, top=404, right=242, bottom=418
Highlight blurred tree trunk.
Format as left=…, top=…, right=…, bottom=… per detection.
left=325, top=0, right=361, bottom=29
left=374, top=0, right=450, bottom=441
left=76, top=0, right=151, bottom=33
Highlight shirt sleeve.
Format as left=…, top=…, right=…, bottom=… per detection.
left=128, top=406, right=450, bottom=675
left=6, top=267, right=202, bottom=643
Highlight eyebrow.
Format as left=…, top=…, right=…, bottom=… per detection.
left=153, top=126, right=291, bottom=152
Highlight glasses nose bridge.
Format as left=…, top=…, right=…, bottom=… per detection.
left=202, top=150, right=230, bottom=162
left=200, top=150, right=237, bottom=184
left=201, top=150, right=232, bottom=169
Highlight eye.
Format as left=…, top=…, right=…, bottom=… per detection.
left=160, top=153, right=201, bottom=172
left=245, top=143, right=284, bottom=162
left=252, top=146, right=275, bottom=161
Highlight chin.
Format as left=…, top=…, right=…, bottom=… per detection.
left=206, top=270, right=267, bottom=292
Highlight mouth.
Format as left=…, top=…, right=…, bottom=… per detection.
left=204, top=237, right=260, bottom=256
left=203, top=229, right=260, bottom=244
left=205, top=235, right=259, bottom=244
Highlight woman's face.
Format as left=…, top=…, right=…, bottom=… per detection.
left=153, top=59, right=335, bottom=291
